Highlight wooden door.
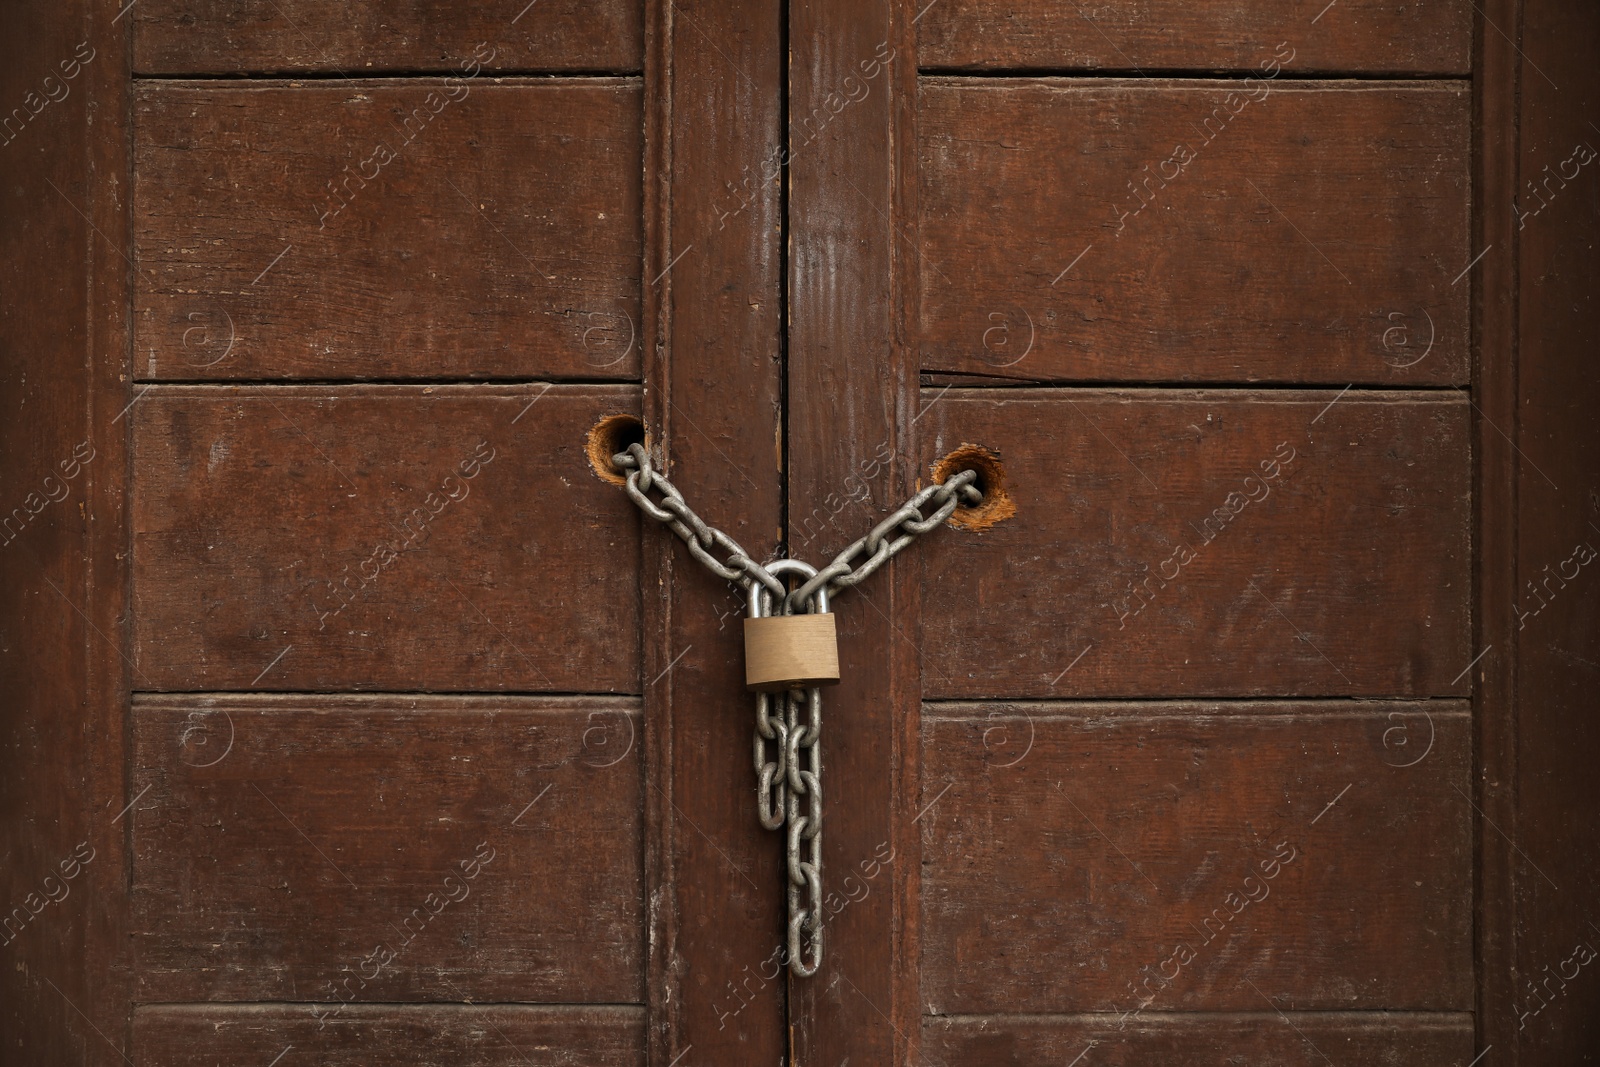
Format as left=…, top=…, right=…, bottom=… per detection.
left=782, top=0, right=1599, bottom=1065
left=2, top=0, right=1597, bottom=1065
left=123, top=6, right=666, bottom=1064
left=0, top=0, right=800, bottom=1063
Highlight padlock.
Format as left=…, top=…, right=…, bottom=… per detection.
left=744, top=560, right=841, bottom=692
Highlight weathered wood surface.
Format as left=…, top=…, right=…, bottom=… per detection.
left=134, top=1004, right=645, bottom=1065
left=650, top=0, right=791, bottom=1061
left=916, top=389, right=1472, bottom=698
left=916, top=0, right=1470, bottom=74
left=920, top=702, right=1472, bottom=1015
left=134, top=1, right=643, bottom=75
left=1505, top=0, right=1600, bottom=1058
left=0, top=1, right=132, bottom=1064
left=924, top=1011, right=1473, bottom=1065
left=13, top=0, right=1575, bottom=1062
left=784, top=0, right=918, bottom=1060
left=918, top=81, right=1470, bottom=384
left=1473, top=0, right=1519, bottom=1051
left=131, top=385, right=641, bottom=692
left=134, top=82, right=642, bottom=381
left=131, top=695, right=642, bottom=1003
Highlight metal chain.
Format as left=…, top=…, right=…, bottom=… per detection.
left=612, top=440, right=979, bottom=976
left=749, top=563, right=827, bottom=977
left=613, top=443, right=787, bottom=603
left=614, top=442, right=981, bottom=607
left=788, top=469, right=982, bottom=611
left=785, top=686, right=823, bottom=975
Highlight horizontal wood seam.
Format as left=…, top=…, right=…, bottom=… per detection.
left=130, top=692, right=645, bottom=703
left=922, top=385, right=1470, bottom=402
left=132, top=381, right=641, bottom=394
left=926, top=697, right=1471, bottom=710
left=918, top=68, right=1471, bottom=82
left=137, top=377, right=643, bottom=388
left=921, top=378, right=1473, bottom=393
left=132, top=73, right=645, bottom=86
left=921, top=74, right=1472, bottom=88
left=134, top=1002, right=646, bottom=1012
left=927, top=1010, right=1474, bottom=1023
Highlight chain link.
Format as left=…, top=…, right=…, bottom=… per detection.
left=789, top=686, right=823, bottom=976
left=612, top=440, right=979, bottom=977
left=753, top=692, right=787, bottom=831
left=750, top=563, right=826, bottom=977
left=614, top=442, right=980, bottom=607
left=788, top=469, right=981, bottom=611
left=614, top=444, right=787, bottom=602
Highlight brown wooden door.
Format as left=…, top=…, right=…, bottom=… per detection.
left=121, top=6, right=667, bottom=1064
left=783, top=0, right=1595, bottom=1065
left=3, top=0, right=793, bottom=1062
left=3, top=0, right=1598, bottom=1065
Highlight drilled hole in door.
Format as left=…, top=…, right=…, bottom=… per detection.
left=587, top=413, right=646, bottom=486
left=933, top=443, right=1015, bottom=531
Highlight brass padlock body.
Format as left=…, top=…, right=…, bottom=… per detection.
left=743, top=613, right=840, bottom=692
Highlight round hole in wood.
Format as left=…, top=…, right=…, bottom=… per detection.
left=932, top=443, right=1015, bottom=531
left=587, top=413, right=646, bottom=486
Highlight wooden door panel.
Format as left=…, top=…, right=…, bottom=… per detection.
left=131, top=385, right=639, bottom=692
left=131, top=695, right=642, bottom=1003
left=134, top=1004, right=645, bottom=1065
left=920, top=702, right=1472, bottom=1015
left=134, top=82, right=642, bottom=381
left=133, top=2, right=643, bottom=75
left=651, top=0, right=790, bottom=1061
left=918, top=82, right=1469, bottom=384
left=1503, top=0, right=1600, bottom=1056
left=916, top=0, right=1470, bottom=74
left=924, top=1013, right=1473, bottom=1066
left=917, top=390, right=1471, bottom=698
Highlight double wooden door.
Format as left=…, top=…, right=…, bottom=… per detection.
left=4, top=0, right=1598, bottom=1063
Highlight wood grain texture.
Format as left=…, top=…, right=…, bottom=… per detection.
left=918, top=81, right=1470, bottom=384
left=1465, top=0, right=1516, bottom=1049
left=133, top=1, right=643, bottom=75
left=134, top=82, right=642, bottom=381
left=636, top=2, right=673, bottom=1063
left=1508, top=0, right=1600, bottom=1058
left=131, top=385, right=640, bottom=692
left=85, top=7, right=139, bottom=1058
left=134, top=1004, right=644, bottom=1065
left=651, top=0, right=790, bottom=1061
left=924, top=1012, right=1473, bottom=1066
left=786, top=0, right=915, bottom=1060
left=131, top=695, right=642, bottom=1003
left=917, top=390, right=1472, bottom=698
left=915, top=0, right=1470, bottom=73
left=920, top=702, right=1473, bottom=1015
left=0, top=2, right=133, bottom=1064
left=1473, top=0, right=1521, bottom=1059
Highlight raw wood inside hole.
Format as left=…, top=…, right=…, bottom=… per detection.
left=932, top=443, right=1015, bottom=531
left=587, top=414, right=646, bottom=486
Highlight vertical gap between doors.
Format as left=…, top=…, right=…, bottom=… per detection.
left=778, top=0, right=795, bottom=1055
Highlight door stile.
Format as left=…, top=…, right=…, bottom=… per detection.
left=886, top=8, right=926, bottom=1063
left=786, top=0, right=922, bottom=1061
left=1473, top=0, right=1520, bottom=1058
left=0, top=1, right=138, bottom=1063
left=640, top=0, right=671, bottom=1060
left=1497, top=0, right=1600, bottom=1062
left=89, top=2, right=136, bottom=1063
left=650, top=0, right=790, bottom=1063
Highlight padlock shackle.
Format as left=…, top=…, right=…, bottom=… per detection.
left=747, top=558, right=829, bottom=618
